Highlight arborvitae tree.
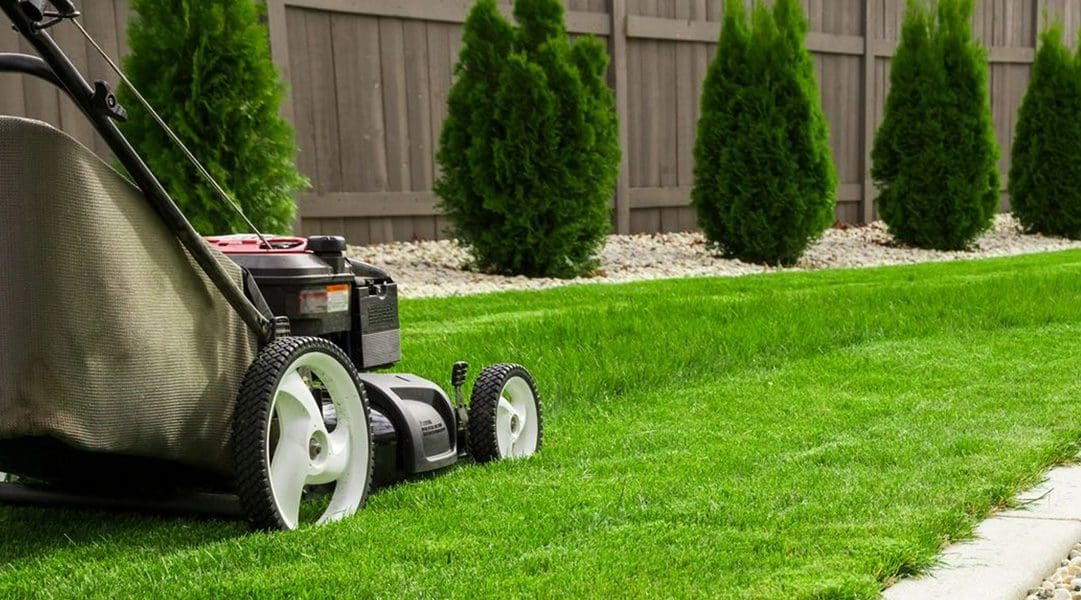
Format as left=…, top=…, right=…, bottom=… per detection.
left=691, top=0, right=837, bottom=266
left=435, top=0, right=620, bottom=278
left=871, top=0, right=999, bottom=250
left=1009, top=22, right=1081, bottom=239
left=119, top=0, right=307, bottom=235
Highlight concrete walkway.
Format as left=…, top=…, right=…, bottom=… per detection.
left=884, top=466, right=1081, bottom=600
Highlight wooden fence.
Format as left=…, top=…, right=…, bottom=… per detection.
left=3, top=1, right=1081, bottom=242
left=0, top=0, right=131, bottom=160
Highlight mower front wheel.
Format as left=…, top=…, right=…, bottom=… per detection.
left=467, top=364, right=542, bottom=463
left=233, top=337, right=373, bottom=530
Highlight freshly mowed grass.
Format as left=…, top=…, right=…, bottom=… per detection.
left=4, top=252, right=1081, bottom=598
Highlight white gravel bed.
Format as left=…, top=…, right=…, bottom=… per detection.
left=348, top=214, right=1081, bottom=298
left=1029, top=544, right=1081, bottom=600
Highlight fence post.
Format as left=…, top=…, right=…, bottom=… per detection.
left=611, top=0, right=630, bottom=234
left=264, top=0, right=294, bottom=126
left=263, top=0, right=300, bottom=233
left=861, top=0, right=876, bottom=224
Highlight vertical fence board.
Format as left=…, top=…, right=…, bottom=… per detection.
left=336, top=14, right=386, bottom=244
left=405, top=19, right=434, bottom=191
left=113, top=0, right=131, bottom=58
left=18, top=36, right=62, bottom=142
left=0, top=26, right=25, bottom=117
left=656, top=0, right=679, bottom=232
left=640, top=8, right=661, bottom=232
left=379, top=18, right=410, bottom=193
left=286, top=8, right=317, bottom=194
left=404, top=18, right=433, bottom=243
left=862, top=0, right=876, bottom=222
left=50, top=22, right=95, bottom=148
left=611, top=0, right=631, bottom=233
left=305, top=11, right=342, bottom=195
left=422, top=22, right=454, bottom=240
left=80, top=1, right=121, bottom=157
left=683, top=0, right=709, bottom=231
left=674, top=1, right=696, bottom=192
left=376, top=17, right=410, bottom=244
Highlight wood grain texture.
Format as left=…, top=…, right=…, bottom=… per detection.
left=2, top=1, right=130, bottom=158
left=2, top=1, right=1067, bottom=240
left=266, top=0, right=1061, bottom=236
left=611, top=0, right=631, bottom=233
left=0, top=23, right=26, bottom=117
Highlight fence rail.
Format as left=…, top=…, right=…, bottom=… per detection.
left=2, top=1, right=1080, bottom=243
left=268, top=0, right=1061, bottom=241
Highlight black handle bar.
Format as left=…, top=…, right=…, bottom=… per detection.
left=49, top=0, right=75, bottom=15
left=16, top=0, right=76, bottom=21
left=15, top=0, right=43, bottom=21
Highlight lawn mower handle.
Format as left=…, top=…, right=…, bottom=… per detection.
left=14, top=0, right=76, bottom=22
left=47, top=0, right=76, bottom=15
left=0, top=52, right=61, bottom=87
left=0, top=0, right=276, bottom=344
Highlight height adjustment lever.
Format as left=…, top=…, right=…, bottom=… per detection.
left=91, top=80, right=127, bottom=122
left=451, top=361, right=469, bottom=408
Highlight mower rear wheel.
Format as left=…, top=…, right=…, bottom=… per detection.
left=233, top=337, right=373, bottom=530
left=467, top=364, right=542, bottom=463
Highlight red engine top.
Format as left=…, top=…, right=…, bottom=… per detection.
left=204, top=234, right=309, bottom=254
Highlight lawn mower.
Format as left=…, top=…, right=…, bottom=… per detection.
left=0, top=0, right=542, bottom=530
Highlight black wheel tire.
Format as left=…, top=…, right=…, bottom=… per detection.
left=467, top=364, right=543, bottom=463
left=233, top=336, right=373, bottom=531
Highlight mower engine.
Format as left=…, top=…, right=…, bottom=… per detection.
left=207, top=233, right=461, bottom=483
left=206, top=234, right=401, bottom=370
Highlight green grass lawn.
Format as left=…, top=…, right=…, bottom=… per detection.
left=4, top=251, right=1081, bottom=598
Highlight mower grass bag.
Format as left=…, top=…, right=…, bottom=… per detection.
left=0, top=116, right=258, bottom=481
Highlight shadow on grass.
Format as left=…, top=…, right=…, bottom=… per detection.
left=0, top=466, right=467, bottom=568
left=0, top=504, right=246, bottom=566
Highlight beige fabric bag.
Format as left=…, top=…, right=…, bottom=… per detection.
left=0, top=116, right=257, bottom=476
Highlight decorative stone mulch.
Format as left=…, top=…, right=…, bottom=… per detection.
left=1029, top=544, right=1081, bottom=600
left=348, top=214, right=1081, bottom=298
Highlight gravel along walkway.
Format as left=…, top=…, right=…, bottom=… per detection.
left=348, top=215, right=1081, bottom=299
left=1029, top=544, right=1081, bottom=600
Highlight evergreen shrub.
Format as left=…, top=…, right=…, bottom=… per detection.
left=691, top=0, right=837, bottom=266
left=120, top=0, right=307, bottom=235
left=871, top=0, right=1000, bottom=250
left=435, top=0, right=620, bottom=278
left=1009, top=21, right=1081, bottom=239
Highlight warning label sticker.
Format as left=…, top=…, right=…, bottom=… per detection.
left=326, top=284, right=350, bottom=313
left=299, top=284, right=351, bottom=315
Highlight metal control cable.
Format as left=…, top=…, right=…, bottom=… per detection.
left=70, top=17, right=273, bottom=250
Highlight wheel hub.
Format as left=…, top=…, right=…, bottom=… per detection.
left=309, top=431, right=327, bottom=462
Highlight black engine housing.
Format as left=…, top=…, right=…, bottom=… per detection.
left=215, top=235, right=402, bottom=369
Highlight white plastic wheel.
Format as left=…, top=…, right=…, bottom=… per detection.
left=495, top=376, right=540, bottom=457
left=234, top=337, right=372, bottom=530
left=468, top=364, right=542, bottom=463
